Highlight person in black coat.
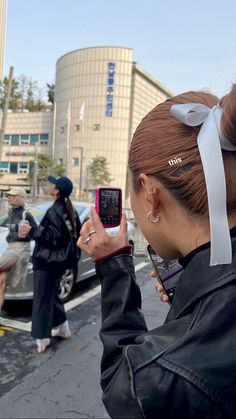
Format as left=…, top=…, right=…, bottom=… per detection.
left=78, top=84, right=236, bottom=418
left=28, top=176, right=81, bottom=353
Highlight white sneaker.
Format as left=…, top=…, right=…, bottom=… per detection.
left=51, top=321, right=71, bottom=339
left=36, top=338, right=50, bottom=354
left=51, top=329, right=71, bottom=338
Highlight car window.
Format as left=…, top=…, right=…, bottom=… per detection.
left=0, top=215, right=8, bottom=227
left=74, top=204, right=89, bottom=216
left=26, top=206, right=47, bottom=222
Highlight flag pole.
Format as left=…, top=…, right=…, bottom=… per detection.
left=79, top=101, right=85, bottom=192
left=52, top=101, right=57, bottom=160
left=66, top=101, right=71, bottom=176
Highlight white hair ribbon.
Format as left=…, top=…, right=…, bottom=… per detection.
left=171, top=103, right=236, bottom=266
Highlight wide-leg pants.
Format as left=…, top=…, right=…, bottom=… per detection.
left=31, top=269, right=67, bottom=339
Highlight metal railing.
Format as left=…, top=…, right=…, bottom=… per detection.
left=124, top=208, right=148, bottom=256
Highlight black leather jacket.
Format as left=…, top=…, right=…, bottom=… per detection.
left=96, top=236, right=236, bottom=419
left=31, top=198, right=81, bottom=271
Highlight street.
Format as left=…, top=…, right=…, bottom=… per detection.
left=0, top=257, right=169, bottom=419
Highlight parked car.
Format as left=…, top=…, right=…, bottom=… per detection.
left=0, top=201, right=136, bottom=302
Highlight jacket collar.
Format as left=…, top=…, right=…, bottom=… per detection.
left=166, top=234, right=236, bottom=321
left=52, top=198, right=66, bottom=210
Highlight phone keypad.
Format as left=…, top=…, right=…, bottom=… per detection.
left=100, top=215, right=119, bottom=225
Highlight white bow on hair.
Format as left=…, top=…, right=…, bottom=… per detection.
left=171, top=103, right=236, bottom=266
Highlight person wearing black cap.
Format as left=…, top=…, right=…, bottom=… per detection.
left=29, top=176, right=82, bottom=353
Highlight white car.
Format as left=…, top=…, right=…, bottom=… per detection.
left=0, top=201, right=136, bottom=302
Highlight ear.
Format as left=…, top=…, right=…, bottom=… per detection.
left=138, top=173, right=160, bottom=211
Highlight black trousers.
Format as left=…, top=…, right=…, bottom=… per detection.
left=31, top=269, right=67, bottom=339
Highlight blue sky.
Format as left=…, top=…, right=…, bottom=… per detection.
left=4, top=0, right=236, bottom=98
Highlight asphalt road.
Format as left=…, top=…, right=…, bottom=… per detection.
left=0, top=257, right=169, bottom=419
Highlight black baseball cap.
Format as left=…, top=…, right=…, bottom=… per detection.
left=48, top=176, right=73, bottom=197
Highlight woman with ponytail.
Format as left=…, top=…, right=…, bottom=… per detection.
left=29, top=176, right=81, bottom=353
left=78, top=85, right=236, bottom=418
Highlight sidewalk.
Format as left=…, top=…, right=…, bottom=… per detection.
left=0, top=264, right=169, bottom=418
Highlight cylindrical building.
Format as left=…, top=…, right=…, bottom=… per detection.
left=54, top=46, right=172, bottom=199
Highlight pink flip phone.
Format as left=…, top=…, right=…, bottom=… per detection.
left=95, top=186, right=122, bottom=227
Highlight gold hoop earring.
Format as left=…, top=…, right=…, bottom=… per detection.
left=147, top=211, right=160, bottom=224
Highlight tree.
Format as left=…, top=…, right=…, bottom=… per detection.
left=0, top=74, right=48, bottom=112
left=25, top=78, right=38, bottom=111
left=33, top=87, right=46, bottom=111
left=26, top=153, right=66, bottom=188
left=46, top=83, right=55, bottom=104
left=89, top=156, right=113, bottom=186
left=0, top=77, right=20, bottom=111
left=17, top=74, right=28, bottom=111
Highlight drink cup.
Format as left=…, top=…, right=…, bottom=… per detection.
left=18, top=219, right=30, bottom=238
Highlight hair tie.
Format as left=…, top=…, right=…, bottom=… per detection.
left=171, top=103, right=236, bottom=266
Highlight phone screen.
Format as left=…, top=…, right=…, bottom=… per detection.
left=96, top=187, right=122, bottom=227
left=147, top=244, right=182, bottom=303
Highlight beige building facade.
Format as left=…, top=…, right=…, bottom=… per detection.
left=0, top=111, right=52, bottom=190
left=0, top=46, right=172, bottom=199
left=0, top=0, right=7, bottom=81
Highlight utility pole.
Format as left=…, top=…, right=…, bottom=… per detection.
left=32, top=142, right=38, bottom=202
left=0, top=66, right=14, bottom=161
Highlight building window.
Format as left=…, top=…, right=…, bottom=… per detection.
left=40, top=133, right=49, bottom=144
left=0, top=162, right=9, bottom=173
left=20, top=134, right=30, bottom=145
left=3, top=135, right=10, bottom=144
left=10, top=162, right=18, bottom=174
left=18, top=162, right=29, bottom=174
left=11, top=135, right=19, bottom=146
left=73, top=158, right=79, bottom=166
left=58, top=158, right=63, bottom=165
left=75, top=124, right=80, bottom=132
left=60, top=126, right=64, bottom=134
left=0, top=161, right=30, bottom=174
left=3, top=133, right=48, bottom=146
left=30, top=134, right=39, bottom=145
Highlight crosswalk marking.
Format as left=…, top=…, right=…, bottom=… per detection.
left=1, top=318, right=31, bottom=332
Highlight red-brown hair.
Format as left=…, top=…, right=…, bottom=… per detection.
left=128, top=86, right=236, bottom=216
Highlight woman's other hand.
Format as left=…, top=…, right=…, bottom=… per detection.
left=77, top=206, right=128, bottom=261
left=150, top=270, right=169, bottom=303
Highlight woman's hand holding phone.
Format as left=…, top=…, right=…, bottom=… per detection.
left=77, top=206, right=128, bottom=261
left=150, top=270, right=170, bottom=303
